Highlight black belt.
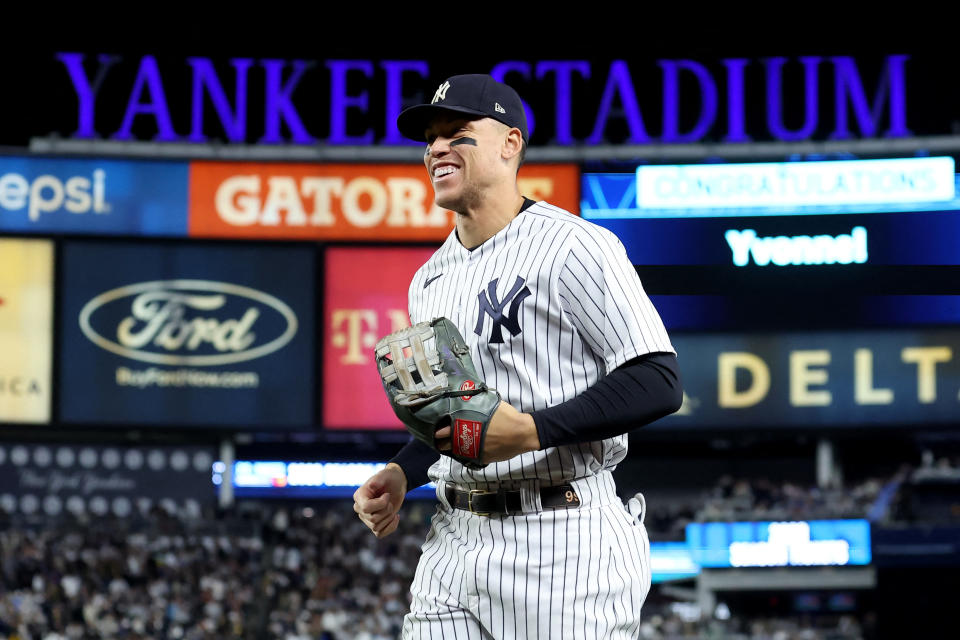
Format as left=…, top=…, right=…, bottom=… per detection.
left=445, top=484, right=581, bottom=516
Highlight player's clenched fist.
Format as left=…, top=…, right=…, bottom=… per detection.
left=354, top=462, right=407, bottom=538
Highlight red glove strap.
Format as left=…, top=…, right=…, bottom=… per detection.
left=452, top=419, right=483, bottom=461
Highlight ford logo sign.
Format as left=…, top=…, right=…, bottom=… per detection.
left=78, top=280, right=297, bottom=366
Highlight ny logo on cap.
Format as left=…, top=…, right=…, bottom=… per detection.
left=432, top=81, right=451, bottom=104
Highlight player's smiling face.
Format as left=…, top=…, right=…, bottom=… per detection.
left=423, top=113, right=507, bottom=212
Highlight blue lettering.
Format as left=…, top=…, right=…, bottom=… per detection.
left=187, top=57, right=252, bottom=143
left=766, top=57, right=822, bottom=141
left=381, top=60, right=429, bottom=145
left=112, top=55, right=177, bottom=142
left=587, top=61, right=650, bottom=144
left=536, top=61, right=590, bottom=144
left=54, top=53, right=913, bottom=147
left=260, top=60, right=315, bottom=145
left=722, top=58, right=750, bottom=143
left=56, top=53, right=119, bottom=139
left=326, top=60, right=374, bottom=145
left=660, top=59, right=717, bottom=143
left=884, top=55, right=910, bottom=137
left=831, top=55, right=911, bottom=140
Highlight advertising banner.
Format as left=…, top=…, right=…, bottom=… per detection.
left=322, top=246, right=435, bottom=429
left=649, top=542, right=701, bottom=583
left=0, top=238, right=53, bottom=423
left=189, top=162, right=579, bottom=241
left=0, top=156, right=188, bottom=235
left=59, top=241, right=314, bottom=427
left=582, top=162, right=960, bottom=266
left=685, top=520, right=871, bottom=568
left=220, top=460, right=437, bottom=499
left=665, top=329, right=960, bottom=428
left=633, top=158, right=956, bottom=211
left=0, top=443, right=215, bottom=517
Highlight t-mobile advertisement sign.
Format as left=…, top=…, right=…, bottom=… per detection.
left=323, top=246, right=435, bottom=429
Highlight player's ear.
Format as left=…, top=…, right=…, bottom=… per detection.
left=501, top=127, right=523, bottom=165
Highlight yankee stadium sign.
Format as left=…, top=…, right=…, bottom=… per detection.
left=50, top=54, right=911, bottom=146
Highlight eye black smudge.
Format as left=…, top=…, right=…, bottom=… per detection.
left=450, top=137, right=478, bottom=147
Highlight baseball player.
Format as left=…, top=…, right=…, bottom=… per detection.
left=354, top=74, right=682, bottom=639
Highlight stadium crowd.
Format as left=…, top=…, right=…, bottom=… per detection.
left=0, top=502, right=432, bottom=640
left=1, top=499, right=874, bottom=640
left=694, top=474, right=884, bottom=523
left=637, top=607, right=872, bottom=640
left=3, top=458, right=948, bottom=639
left=641, top=474, right=888, bottom=542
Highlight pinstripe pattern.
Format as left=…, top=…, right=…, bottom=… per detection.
left=403, top=473, right=652, bottom=639
left=409, top=202, right=673, bottom=484
left=403, top=202, right=667, bottom=639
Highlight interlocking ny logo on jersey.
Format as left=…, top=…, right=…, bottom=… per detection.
left=432, top=81, right=450, bottom=104
left=474, top=276, right=531, bottom=344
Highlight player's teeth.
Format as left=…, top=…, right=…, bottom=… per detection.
left=435, top=166, right=457, bottom=177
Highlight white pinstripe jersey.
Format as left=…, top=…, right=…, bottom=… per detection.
left=409, top=201, right=674, bottom=486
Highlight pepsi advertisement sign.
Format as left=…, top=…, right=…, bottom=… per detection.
left=0, top=156, right=187, bottom=235
left=59, top=242, right=314, bottom=427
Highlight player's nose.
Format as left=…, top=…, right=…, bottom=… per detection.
left=425, top=136, right=453, bottom=159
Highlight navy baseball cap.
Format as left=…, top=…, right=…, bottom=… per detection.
left=397, top=74, right=529, bottom=143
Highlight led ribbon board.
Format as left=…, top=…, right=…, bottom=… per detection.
left=686, top=520, right=871, bottom=568
left=583, top=157, right=957, bottom=219
left=219, top=460, right=437, bottom=499
left=635, top=157, right=956, bottom=213
left=650, top=542, right=700, bottom=583
left=582, top=158, right=960, bottom=265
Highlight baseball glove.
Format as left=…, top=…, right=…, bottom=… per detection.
left=375, top=317, right=501, bottom=470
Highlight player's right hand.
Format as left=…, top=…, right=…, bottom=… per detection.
left=353, top=462, right=408, bottom=539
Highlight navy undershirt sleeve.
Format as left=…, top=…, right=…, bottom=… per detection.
left=531, top=352, right=683, bottom=448
left=389, top=438, right=439, bottom=491
left=389, top=352, right=682, bottom=488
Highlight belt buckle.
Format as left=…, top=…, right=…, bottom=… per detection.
left=467, top=489, right=494, bottom=516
